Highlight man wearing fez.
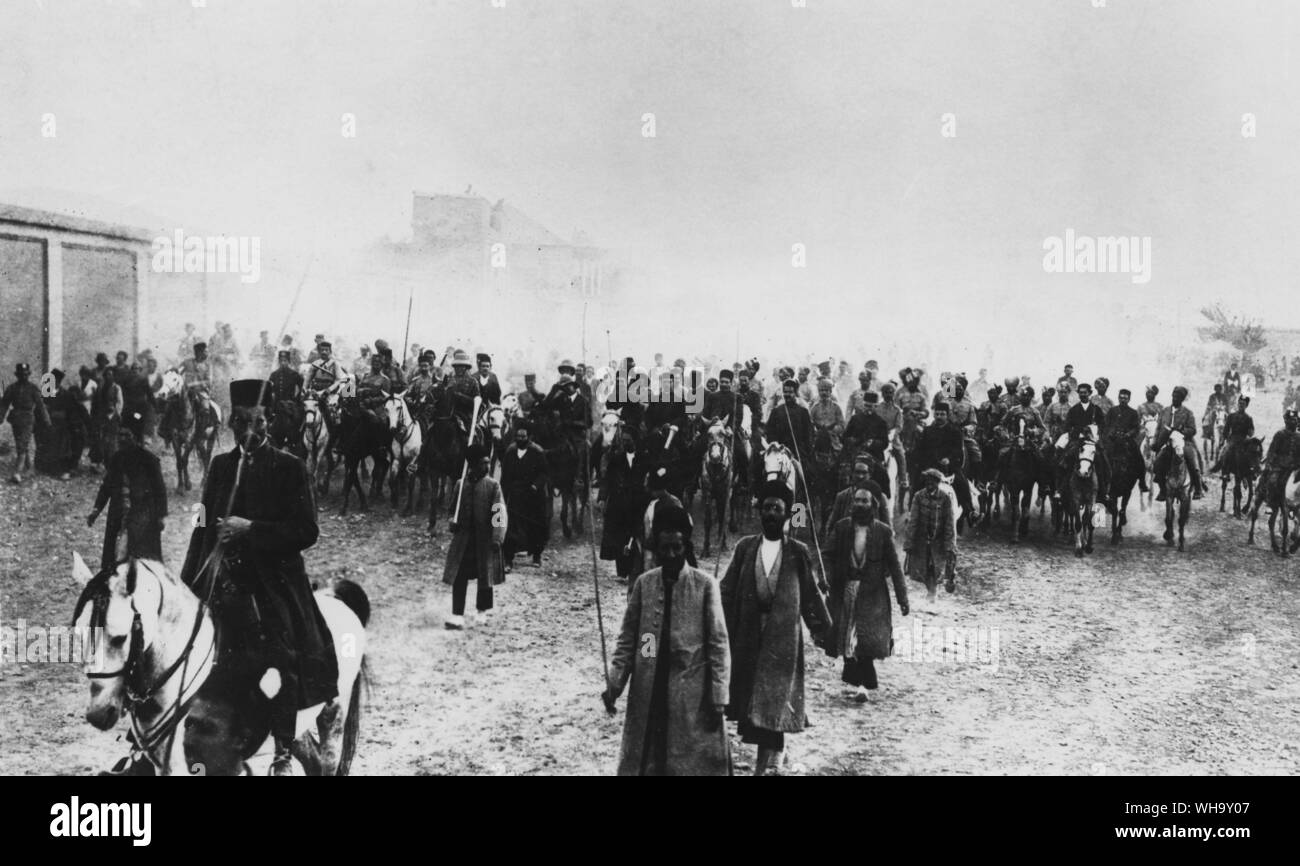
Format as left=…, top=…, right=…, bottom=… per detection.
left=443, top=443, right=507, bottom=630
left=515, top=372, right=545, bottom=419
left=825, top=486, right=908, bottom=703
left=603, top=503, right=731, bottom=776
left=720, top=479, right=831, bottom=776
left=475, top=352, right=502, bottom=406
left=180, top=379, right=338, bottom=776
left=88, top=410, right=166, bottom=569
left=0, top=362, right=50, bottom=483
left=501, top=419, right=551, bottom=569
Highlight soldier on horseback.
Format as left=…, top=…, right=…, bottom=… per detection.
left=1060, top=382, right=1110, bottom=506
left=542, top=359, right=591, bottom=455
left=914, top=402, right=972, bottom=523
left=999, top=385, right=1046, bottom=457
left=1202, top=383, right=1229, bottom=440
left=475, top=353, right=502, bottom=406
left=1043, top=380, right=1072, bottom=442
left=440, top=349, right=482, bottom=434
left=1258, top=409, right=1300, bottom=505
left=1139, top=385, right=1163, bottom=424
left=356, top=355, right=392, bottom=422
left=268, top=349, right=305, bottom=452
left=765, top=379, right=814, bottom=463
left=180, top=341, right=213, bottom=397
left=1208, top=394, right=1255, bottom=476
left=1151, top=385, right=1209, bottom=501
left=303, top=340, right=342, bottom=396
left=1091, top=377, right=1114, bottom=414
left=876, top=382, right=908, bottom=494
left=810, top=378, right=845, bottom=456
left=1103, top=388, right=1150, bottom=494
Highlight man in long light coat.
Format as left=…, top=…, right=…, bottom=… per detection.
left=604, top=504, right=730, bottom=776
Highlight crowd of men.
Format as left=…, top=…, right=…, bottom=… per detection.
left=9, top=327, right=1300, bottom=777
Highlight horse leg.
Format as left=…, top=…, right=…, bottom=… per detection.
left=702, top=491, right=713, bottom=558
left=1220, top=475, right=1228, bottom=512
left=1178, top=496, right=1189, bottom=551
left=1085, top=503, right=1094, bottom=553
left=1164, top=494, right=1174, bottom=544
left=1269, top=508, right=1280, bottom=553
left=1282, top=507, right=1291, bottom=558
left=1247, top=496, right=1260, bottom=544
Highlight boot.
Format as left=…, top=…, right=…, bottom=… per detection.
left=1189, top=461, right=1205, bottom=499
left=269, top=736, right=295, bottom=776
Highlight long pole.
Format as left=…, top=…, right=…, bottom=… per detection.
left=452, top=395, right=482, bottom=524
left=584, top=304, right=611, bottom=690
left=400, top=286, right=414, bottom=374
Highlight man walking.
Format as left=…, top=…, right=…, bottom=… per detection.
left=443, top=443, right=507, bottom=630
left=88, top=411, right=167, bottom=569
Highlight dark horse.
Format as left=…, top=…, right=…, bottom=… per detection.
left=532, top=414, right=586, bottom=540
left=999, top=417, right=1042, bottom=544
left=1103, top=430, right=1143, bottom=545
left=159, top=379, right=221, bottom=493
left=1218, top=437, right=1263, bottom=519
left=1248, top=467, right=1299, bottom=556
left=337, top=398, right=391, bottom=515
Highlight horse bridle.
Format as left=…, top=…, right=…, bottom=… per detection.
left=79, top=565, right=212, bottom=763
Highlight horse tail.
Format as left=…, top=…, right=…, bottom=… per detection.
left=336, top=657, right=368, bottom=777
left=330, top=577, right=371, bottom=627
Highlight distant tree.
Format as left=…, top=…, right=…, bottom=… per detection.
left=1199, top=304, right=1268, bottom=359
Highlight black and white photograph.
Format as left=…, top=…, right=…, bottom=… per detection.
left=0, top=0, right=1293, bottom=835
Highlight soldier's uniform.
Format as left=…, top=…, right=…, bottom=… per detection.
left=949, top=395, right=976, bottom=428
left=474, top=353, right=503, bottom=406
left=439, top=352, right=482, bottom=432
left=1104, top=398, right=1149, bottom=492
left=903, top=469, right=956, bottom=594
left=1152, top=390, right=1206, bottom=497
left=515, top=379, right=546, bottom=419
left=1, top=365, right=51, bottom=480
left=542, top=361, right=591, bottom=448
left=809, top=394, right=845, bottom=453
left=179, top=353, right=213, bottom=395
left=304, top=354, right=342, bottom=395
left=1043, top=397, right=1072, bottom=442
left=1210, top=404, right=1255, bottom=474
left=1091, top=379, right=1114, bottom=414
left=1260, top=413, right=1300, bottom=497
left=357, top=369, right=391, bottom=421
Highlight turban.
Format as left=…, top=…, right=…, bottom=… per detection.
left=1147, top=385, right=1159, bottom=397
left=1172, top=386, right=1189, bottom=400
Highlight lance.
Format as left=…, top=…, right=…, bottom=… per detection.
left=400, top=285, right=414, bottom=376
left=452, top=395, right=482, bottom=525
left=781, top=402, right=830, bottom=588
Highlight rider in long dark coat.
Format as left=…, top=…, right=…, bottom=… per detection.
left=1208, top=395, right=1255, bottom=476
left=179, top=379, right=338, bottom=776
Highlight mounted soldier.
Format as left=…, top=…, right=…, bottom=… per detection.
left=1208, top=394, right=1255, bottom=476
left=1043, top=380, right=1072, bottom=443
left=541, top=359, right=591, bottom=452
left=1060, top=381, right=1110, bottom=506
left=875, top=382, right=908, bottom=494
left=948, top=379, right=976, bottom=428
left=372, top=339, right=406, bottom=392
left=356, top=355, right=392, bottom=423
left=1151, top=385, right=1208, bottom=500
left=474, top=353, right=502, bottom=406
left=1103, top=388, right=1150, bottom=495
left=914, top=402, right=972, bottom=523
left=180, top=341, right=213, bottom=397
left=515, top=372, right=546, bottom=419
left=765, top=379, right=814, bottom=462
left=1202, top=383, right=1229, bottom=438
left=268, top=349, right=306, bottom=453
left=1091, top=377, right=1114, bottom=414
left=439, top=349, right=482, bottom=435
left=895, top=368, right=929, bottom=452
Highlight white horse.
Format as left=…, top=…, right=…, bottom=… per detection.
left=386, top=394, right=423, bottom=515
left=302, top=395, right=331, bottom=492
left=72, top=553, right=368, bottom=776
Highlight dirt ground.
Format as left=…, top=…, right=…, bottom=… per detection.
left=2, top=405, right=1298, bottom=776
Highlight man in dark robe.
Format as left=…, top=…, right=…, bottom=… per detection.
left=720, top=479, right=831, bottom=776
left=268, top=350, right=306, bottom=453
left=443, top=443, right=507, bottom=630
left=603, top=504, right=730, bottom=776
left=88, top=411, right=167, bottom=569
left=914, top=403, right=972, bottom=522
left=599, top=428, right=651, bottom=581
left=500, top=420, right=551, bottom=567
left=825, top=487, right=908, bottom=703
left=179, top=379, right=338, bottom=776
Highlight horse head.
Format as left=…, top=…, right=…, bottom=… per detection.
left=1076, top=439, right=1097, bottom=478
left=159, top=370, right=185, bottom=400
left=486, top=406, right=507, bottom=441
left=600, top=410, right=622, bottom=447
left=383, top=393, right=407, bottom=431
left=71, top=554, right=171, bottom=731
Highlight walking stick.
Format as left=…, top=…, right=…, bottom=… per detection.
left=452, top=395, right=482, bottom=525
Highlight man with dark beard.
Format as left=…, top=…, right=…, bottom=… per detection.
left=825, top=486, right=908, bottom=703
left=603, top=503, right=731, bottom=776
left=500, top=420, right=551, bottom=568
left=720, top=479, right=831, bottom=776
left=179, top=379, right=337, bottom=776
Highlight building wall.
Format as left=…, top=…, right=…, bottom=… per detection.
left=62, top=244, right=138, bottom=366
left=0, top=235, right=48, bottom=382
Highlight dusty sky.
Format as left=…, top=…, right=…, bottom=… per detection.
left=1, top=0, right=1297, bottom=378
